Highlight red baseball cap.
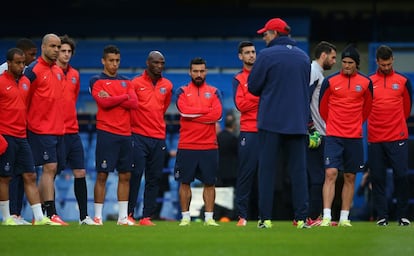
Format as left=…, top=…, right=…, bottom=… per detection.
left=0, top=135, right=8, bottom=155
left=257, top=18, right=290, bottom=34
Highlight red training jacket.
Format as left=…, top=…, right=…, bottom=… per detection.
left=90, top=73, right=138, bottom=136
left=0, top=72, right=30, bottom=138
left=319, top=70, right=373, bottom=138
left=176, top=81, right=223, bottom=150
left=130, top=70, right=173, bottom=139
left=24, top=57, right=65, bottom=135
left=61, top=64, right=80, bottom=134
left=368, top=69, right=412, bottom=142
left=233, top=67, right=259, bottom=132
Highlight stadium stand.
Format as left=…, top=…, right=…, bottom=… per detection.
left=70, top=38, right=307, bottom=110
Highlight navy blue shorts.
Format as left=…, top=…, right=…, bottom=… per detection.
left=95, top=129, right=133, bottom=173
left=174, top=149, right=218, bottom=185
left=27, top=130, right=65, bottom=171
left=0, top=135, right=35, bottom=177
left=324, top=136, right=365, bottom=173
left=64, top=133, right=85, bottom=169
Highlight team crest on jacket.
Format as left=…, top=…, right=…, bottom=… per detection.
left=355, top=85, right=362, bottom=92
left=204, top=92, right=211, bottom=99
left=71, top=77, right=77, bottom=84
left=57, top=73, right=62, bottom=81
left=392, top=83, right=400, bottom=90
left=121, top=81, right=127, bottom=87
left=22, top=83, right=29, bottom=91
left=160, top=87, right=166, bottom=94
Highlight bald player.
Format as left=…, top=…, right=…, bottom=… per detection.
left=128, top=51, right=173, bottom=226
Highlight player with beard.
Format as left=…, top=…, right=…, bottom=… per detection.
left=368, top=45, right=412, bottom=226
left=174, top=57, right=223, bottom=227
left=304, top=41, right=337, bottom=226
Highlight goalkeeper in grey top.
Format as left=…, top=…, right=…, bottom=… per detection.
left=306, top=41, right=337, bottom=225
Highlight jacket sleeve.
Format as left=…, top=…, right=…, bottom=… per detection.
left=163, top=86, right=173, bottom=114
left=90, top=80, right=129, bottom=110
left=119, top=88, right=138, bottom=110
left=0, top=134, right=8, bottom=155
left=362, top=81, right=373, bottom=121
left=319, top=78, right=331, bottom=122
left=192, top=90, right=223, bottom=124
left=176, top=87, right=209, bottom=117
left=403, top=78, right=413, bottom=119
left=233, top=78, right=259, bottom=113
left=94, top=94, right=129, bottom=109
left=75, top=74, right=80, bottom=102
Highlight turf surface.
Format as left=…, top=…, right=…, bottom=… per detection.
left=1, top=220, right=413, bottom=256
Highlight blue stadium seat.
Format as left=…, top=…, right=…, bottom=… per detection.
left=79, top=132, right=90, bottom=153
left=61, top=201, right=79, bottom=221
left=73, top=38, right=308, bottom=111
left=71, top=38, right=308, bottom=70
left=79, top=73, right=95, bottom=92
left=20, top=203, right=33, bottom=222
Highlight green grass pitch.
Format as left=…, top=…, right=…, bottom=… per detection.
left=1, top=220, right=413, bottom=256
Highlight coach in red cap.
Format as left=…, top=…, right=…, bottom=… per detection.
left=248, top=17, right=311, bottom=229
left=256, top=18, right=291, bottom=45
left=257, top=18, right=290, bottom=34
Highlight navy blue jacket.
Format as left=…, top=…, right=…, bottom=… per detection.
left=248, top=36, right=310, bottom=134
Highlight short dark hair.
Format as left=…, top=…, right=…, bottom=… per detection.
left=7, top=48, right=24, bottom=61
left=278, top=25, right=291, bottom=36
left=314, top=41, right=336, bottom=59
left=103, top=45, right=120, bottom=58
left=15, top=38, right=36, bottom=51
left=238, top=41, right=254, bottom=54
left=376, top=45, right=393, bottom=60
left=190, top=57, right=206, bottom=67
left=60, top=34, right=76, bottom=55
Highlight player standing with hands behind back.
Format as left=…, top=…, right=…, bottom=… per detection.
left=128, top=51, right=173, bottom=226
left=319, top=44, right=373, bottom=227
left=25, top=34, right=68, bottom=225
left=57, top=35, right=97, bottom=225
left=368, top=45, right=412, bottom=226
